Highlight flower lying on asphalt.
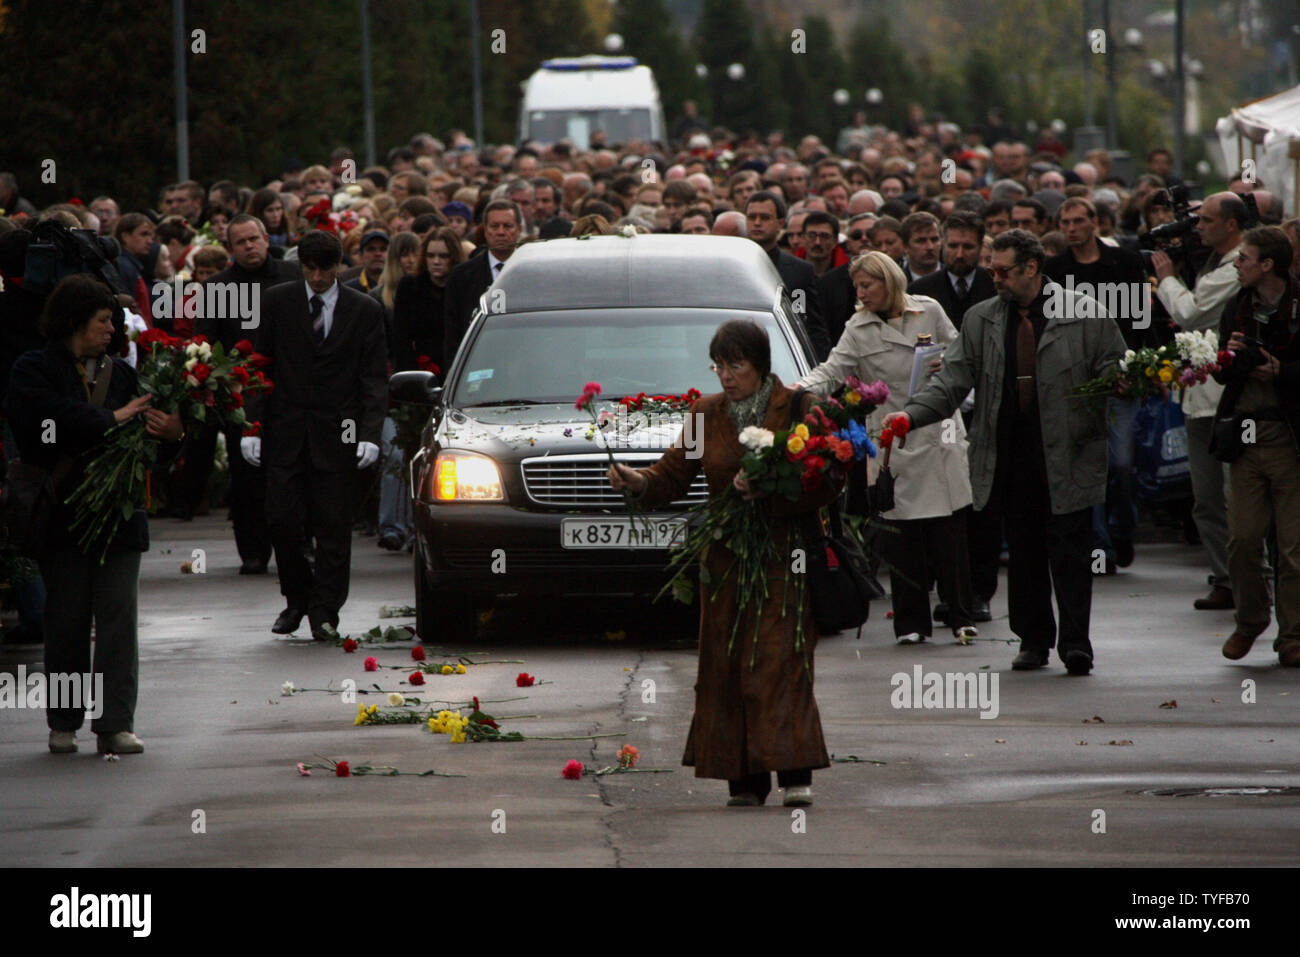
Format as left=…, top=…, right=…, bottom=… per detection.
left=411, top=645, right=426, bottom=661
left=409, top=671, right=426, bottom=686
left=364, top=656, right=379, bottom=672
left=617, top=744, right=640, bottom=768
left=342, top=638, right=359, bottom=653
left=354, top=703, right=381, bottom=726
left=335, top=761, right=351, bottom=777
left=562, top=759, right=584, bottom=780
left=297, top=762, right=311, bottom=776
left=298, top=756, right=466, bottom=778
left=387, top=692, right=405, bottom=706
left=441, top=665, right=453, bottom=675
left=281, top=681, right=296, bottom=696
left=517, top=672, right=535, bottom=687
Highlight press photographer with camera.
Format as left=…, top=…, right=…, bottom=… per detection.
left=1151, top=192, right=1248, bottom=610
left=1211, top=226, right=1300, bottom=666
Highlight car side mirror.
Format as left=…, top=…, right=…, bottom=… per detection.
left=389, top=370, right=441, bottom=405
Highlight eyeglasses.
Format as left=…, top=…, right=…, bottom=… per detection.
left=709, top=360, right=750, bottom=375
left=990, top=264, right=1023, bottom=278
left=848, top=230, right=868, bottom=241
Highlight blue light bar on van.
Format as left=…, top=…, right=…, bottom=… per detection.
left=541, top=56, right=638, bottom=71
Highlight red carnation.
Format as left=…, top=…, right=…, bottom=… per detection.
left=68, top=196, right=84, bottom=206
left=190, top=334, right=209, bottom=345
left=335, top=761, right=351, bottom=777
left=472, top=696, right=481, bottom=711
left=892, top=417, right=911, bottom=437
left=229, top=391, right=245, bottom=408
left=411, top=645, right=426, bottom=661
left=248, top=352, right=272, bottom=369
left=562, top=759, right=584, bottom=780
left=1217, top=349, right=1234, bottom=365
left=230, top=365, right=250, bottom=384
left=516, top=672, right=535, bottom=687
left=342, top=638, right=358, bottom=653
left=190, top=363, right=211, bottom=383
left=242, top=421, right=261, bottom=437
left=363, top=656, right=378, bottom=672
left=409, top=671, right=425, bottom=686
left=481, top=716, right=500, bottom=730
left=575, top=381, right=602, bottom=410
left=234, top=339, right=255, bottom=355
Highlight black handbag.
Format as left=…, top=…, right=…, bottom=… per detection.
left=868, top=441, right=897, bottom=513
left=788, top=389, right=874, bottom=637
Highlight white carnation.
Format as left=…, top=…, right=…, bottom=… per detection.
left=184, top=356, right=198, bottom=371
left=387, top=692, right=405, bottom=706
left=185, top=343, right=199, bottom=358
left=739, top=426, right=775, bottom=451
left=281, top=681, right=296, bottom=696
left=620, top=224, right=637, bottom=238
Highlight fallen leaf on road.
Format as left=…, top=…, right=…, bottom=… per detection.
left=1105, top=740, right=1133, bottom=746
left=1076, top=741, right=1088, bottom=746
left=1159, top=700, right=1177, bottom=709
left=1083, top=715, right=1105, bottom=723
left=1211, top=698, right=1220, bottom=703
left=994, top=738, right=1006, bottom=744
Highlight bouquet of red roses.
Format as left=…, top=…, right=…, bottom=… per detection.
left=65, top=332, right=273, bottom=563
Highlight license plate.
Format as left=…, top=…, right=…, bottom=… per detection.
left=561, top=518, right=686, bottom=549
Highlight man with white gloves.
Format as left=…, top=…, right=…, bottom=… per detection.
left=242, top=229, right=388, bottom=640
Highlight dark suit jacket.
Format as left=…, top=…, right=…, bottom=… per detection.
left=907, top=267, right=997, bottom=330
left=443, top=253, right=496, bottom=365
left=817, top=263, right=856, bottom=351
left=248, top=282, right=388, bottom=473
left=767, top=246, right=830, bottom=361
left=197, top=257, right=300, bottom=353
left=1044, top=243, right=1151, bottom=350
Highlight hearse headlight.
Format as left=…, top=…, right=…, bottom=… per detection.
left=431, top=451, right=504, bottom=502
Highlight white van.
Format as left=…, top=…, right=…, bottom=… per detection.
left=518, top=55, right=665, bottom=149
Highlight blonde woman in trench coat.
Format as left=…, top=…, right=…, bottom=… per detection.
left=798, top=251, right=978, bottom=643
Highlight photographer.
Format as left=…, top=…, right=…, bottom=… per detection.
left=1212, top=227, right=1300, bottom=667
left=1152, top=192, right=1247, bottom=610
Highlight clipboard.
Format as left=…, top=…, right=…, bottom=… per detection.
left=907, top=343, right=945, bottom=396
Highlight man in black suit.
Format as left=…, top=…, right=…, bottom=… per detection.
left=744, top=191, right=830, bottom=360
left=241, top=230, right=388, bottom=640
left=443, top=199, right=522, bottom=364
left=909, top=210, right=997, bottom=623
left=192, top=215, right=300, bottom=571
left=907, top=211, right=995, bottom=330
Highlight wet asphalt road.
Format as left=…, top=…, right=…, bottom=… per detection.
left=1, top=514, right=1297, bottom=867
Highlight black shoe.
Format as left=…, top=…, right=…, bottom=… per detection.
left=272, top=607, right=306, bottom=634
left=933, top=602, right=950, bottom=625
left=1064, top=649, right=1093, bottom=675
left=1114, top=540, right=1134, bottom=568
left=1011, top=647, right=1049, bottom=670
left=311, top=622, right=340, bottom=642
left=1194, top=585, right=1234, bottom=610
left=239, top=560, right=268, bottom=575
left=971, top=598, right=992, bottom=622
left=377, top=532, right=403, bottom=551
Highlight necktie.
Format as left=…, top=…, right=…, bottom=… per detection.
left=956, top=275, right=969, bottom=301
left=310, top=294, right=325, bottom=343
left=1016, top=303, right=1036, bottom=412
left=493, top=261, right=502, bottom=278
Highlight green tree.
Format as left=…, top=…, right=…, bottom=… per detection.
left=612, top=0, right=702, bottom=129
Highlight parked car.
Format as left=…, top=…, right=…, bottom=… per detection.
left=392, top=235, right=819, bottom=641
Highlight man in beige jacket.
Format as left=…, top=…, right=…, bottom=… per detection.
left=1151, top=192, right=1247, bottom=610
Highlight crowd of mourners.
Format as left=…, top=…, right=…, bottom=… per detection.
left=1, top=100, right=1297, bottom=681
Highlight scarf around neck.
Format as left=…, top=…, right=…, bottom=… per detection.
left=727, top=373, right=777, bottom=433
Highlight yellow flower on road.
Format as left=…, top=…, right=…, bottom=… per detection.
left=441, top=665, right=454, bottom=675
left=455, top=663, right=467, bottom=674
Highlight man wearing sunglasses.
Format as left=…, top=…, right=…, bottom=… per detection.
left=886, top=230, right=1126, bottom=676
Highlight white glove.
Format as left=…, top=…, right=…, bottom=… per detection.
left=240, top=436, right=262, bottom=466
left=356, top=441, right=379, bottom=469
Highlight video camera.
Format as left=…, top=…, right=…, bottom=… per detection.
left=1140, top=184, right=1199, bottom=259
left=20, top=219, right=130, bottom=355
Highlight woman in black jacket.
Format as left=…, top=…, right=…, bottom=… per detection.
left=391, top=226, right=464, bottom=373
left=6, top=275, right=181, bottom=755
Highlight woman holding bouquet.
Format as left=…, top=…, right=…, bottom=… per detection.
left=607, top=320, right=840, bottom=808
left=797, top=251, right=978, bottom=644
left=6, top=275, right=182, bottom=756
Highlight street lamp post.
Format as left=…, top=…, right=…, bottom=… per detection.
left=173, top=0, right=189, bottom=181
left=360, top=0, right=376, bottom=169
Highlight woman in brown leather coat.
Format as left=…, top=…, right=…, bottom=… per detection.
left=609, top=320, right=840, bottom=807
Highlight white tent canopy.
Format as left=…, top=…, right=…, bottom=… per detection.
left=1215, top=84, right=1300, bottom=219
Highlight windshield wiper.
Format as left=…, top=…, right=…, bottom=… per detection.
left=461, top=399, right=546, bottom=407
